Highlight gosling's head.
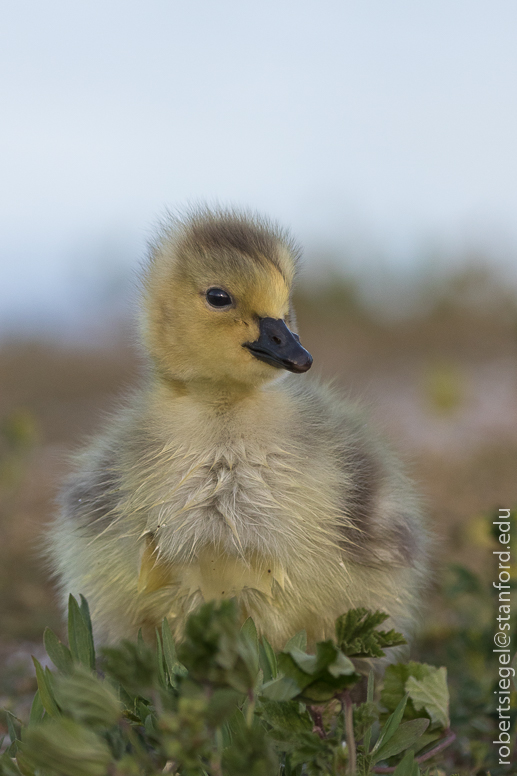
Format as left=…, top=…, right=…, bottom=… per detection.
left=141, top=208, right=312, bottom=389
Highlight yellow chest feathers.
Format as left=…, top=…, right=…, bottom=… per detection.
left=131, top=443, right=347, bottom=600
left=138, top=538, right=288, bottom=601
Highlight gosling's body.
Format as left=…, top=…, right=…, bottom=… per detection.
left=51, top=209, right=429, bottom=650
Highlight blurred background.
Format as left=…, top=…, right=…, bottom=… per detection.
left=1, top=0, right=517, bottom=768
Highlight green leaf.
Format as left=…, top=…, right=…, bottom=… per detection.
left=335, top=608, right=406, bottom=658
left=68, top=595, right=95, bottom=670
left=79, top=595, right=94, bottom=639
left=12, top=751, right=35, bottom=776
left=32, top=657, right=60, bottom=718
left=260, top=675, right=301, bottom=701
left=259, top=637, right=277, bottom=682
left=328, top=650, right=356, bottom=679
left=137, top=628, right=146, bottom=658
left=161, top=617, right=187, bottom=686
left=20, top=718, right=112, bottom=776
left=54, top=667, right=123, bottom=728
left=136, top=698, right=153, bottom=724
left=5, top=711, right=20, bottom=756
left=405, top=667, right=449, bottom=729
left=284, top=630, right=307, bottom=652
left=155, top=627, right=166, bottom=686
left=392, top=749, right=420, bottom=776
left=241, top=617, right=259, bottom=675
left=221, top=710, right=278, bottom=776
left=381, top=662, right=433, bottom=720
left=373, top=718, right=429, bottom=763
left=288, top=730, right=337, bottom=772
left=241, top=617, right=258, bottom=648
left=283, top=754, right=304, bottom=776
left=287, top=641, right=355, bottom=678
left=205, top=688, right=243, bottom=727
left=44, top=627, right=74, bottom=673
left=354, top=700, right=378, bottom=742
left=177, top=599, right=256, bottom=693
left=281, top=649, right=318, bottom=679
left=101, top=640, right=157, bottom=694
left=371, top=693, right=408, bottom=756
left=6, top=711, right=20, bottom=743
left=259, top=699, right=312, bottom=734
left=413, top=731, right=442, bottom=753
left=28, top=689, right=45, bottom=727
left=161, top=617, right=176, bottom=668
left=0, top=751, right=23, bottom=776
left=277, top=640, right=359, bottom=702
left=238, top=618, right=260, bottom=679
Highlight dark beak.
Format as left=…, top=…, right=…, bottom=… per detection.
left=244, top=318, right=313, bottom=374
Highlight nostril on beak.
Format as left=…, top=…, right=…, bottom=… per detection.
left=246, top=317, right=312, bottom=374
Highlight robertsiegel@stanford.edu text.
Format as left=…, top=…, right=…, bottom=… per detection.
left=492, top=508, right=514, bottom=765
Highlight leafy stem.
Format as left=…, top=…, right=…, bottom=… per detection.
left=341, top=690, right=356, bottom=776
left=372, top=729, right=457, bottom=773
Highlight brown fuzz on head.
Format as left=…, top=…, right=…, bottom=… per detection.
left=139, top=208, right=304, bottom=391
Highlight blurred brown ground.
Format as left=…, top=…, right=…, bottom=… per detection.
left=1, top=265, right=516, bottom=717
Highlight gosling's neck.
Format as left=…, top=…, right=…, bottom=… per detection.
left=153, top=371, right=280, bottom=410
left=144, top=370, right=290, bottom=453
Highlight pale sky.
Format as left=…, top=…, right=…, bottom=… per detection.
left=1, top=0, right=516, bottom=336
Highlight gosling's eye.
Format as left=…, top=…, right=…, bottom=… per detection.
left=206, top=288, right=233, bottom=308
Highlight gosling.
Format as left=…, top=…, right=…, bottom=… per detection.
left=50, top=208, right=430, bottom=651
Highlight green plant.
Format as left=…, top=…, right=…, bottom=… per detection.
left=417, top=509, right=517, bottom=773
left=1, top=597, right=454, bottom=776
